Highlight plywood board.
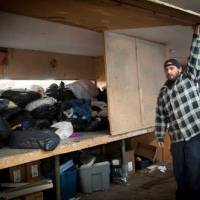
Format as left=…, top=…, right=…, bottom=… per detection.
left=0, top=127, right=154, bottom=170
left=4, top=49, right=95, bottom=80
left=95, top=56, right=106, bottom=82
left=0, top=179, right=52, bottom=200
left=163, top=131, right=172, bottom=162
left=94, top=56, right=106, bottom=87
left=136, top=39, right=165, bottom=127
left=105, top=32, right=143, bottom=135
left=0, top=0, right=199, bottom=31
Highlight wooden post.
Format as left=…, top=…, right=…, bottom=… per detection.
left=54, top=156, right=61, bottom=200
left=121, top=139, right=128, bottom=184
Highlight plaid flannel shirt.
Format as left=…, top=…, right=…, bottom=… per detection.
left=155, top=33, right=200, bottom=143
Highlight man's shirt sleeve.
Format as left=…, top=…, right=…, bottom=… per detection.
left=187, top=33, right=200, bottom=79
left=155, top=92, right=167, bottom=142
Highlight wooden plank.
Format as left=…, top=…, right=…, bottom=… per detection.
left=136, top=38, right=165, bottom=127
left=0, top=0, right=199, bottom=31
left=94, top=56, right=106, bottom=87
left=0, top=183, right=28, bottom=188
left=0, top=179, right=52, bottom=200
left=118, top=0, right=200, bottom=25
left=105, top=32, right=143, bottom=135
left=5, top=49, right=95, bottom=80
left=0, top=128, right=154, bottom=170
left=163, top=131, right=172, bottom=162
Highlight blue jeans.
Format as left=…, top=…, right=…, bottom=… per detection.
left=171, top=134, right=200, bottom=200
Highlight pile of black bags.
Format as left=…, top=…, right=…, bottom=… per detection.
left=0, top=80, right=109, bottom=150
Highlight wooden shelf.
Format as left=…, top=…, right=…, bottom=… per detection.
left=0, top=0, right=200, bottom=31
left=0, top=127, right=154, bottom=170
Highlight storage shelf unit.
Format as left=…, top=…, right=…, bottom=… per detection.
left=0, top=127, right=154, bottom=170
left=0, top=0, right=199, bottom=170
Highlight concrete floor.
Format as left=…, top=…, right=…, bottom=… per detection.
left=79, top=165, right=176, bottom=200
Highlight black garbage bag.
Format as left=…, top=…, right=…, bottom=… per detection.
left=85, top=117, right=109, bottom=131
left=46, top=86, right=76, bottom=102
left=0, top=99, right=10, bottom=113
left=0, top=117, right=11, bottom=148
left=9, top=129, right=60, bottom=151
left=34, top=119, right=52, bottom=129
left=61, top=99, right=91, bottom=131
left=62, top=89, right=76, bottom=102
left=1, top=90, right=41, bottom=108
left=1, top=107, right=22, bottom=122
left=68, top=118, right=89, bottom=131
left=5, top=111, right=34, bottom=131
left=96, top=88, right=107, bottom=103
left=31, top=105, right=57, bottom=120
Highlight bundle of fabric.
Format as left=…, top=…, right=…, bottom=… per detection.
left=84, top=100, right=109, bottom=131
left=31, top=104, right=57, bottom=121
left=30, top=84, right=44, bottom=95
left=85, top=117, right=109, bottom=132
left=96, top=88, right=107, bottom=102
left=66, top=80, right=99, bottom=100
left=1, top=90, right=41, bottom=108
left=0, top=98, right=24, bottom=127
left=0, top=117, right=11, bottom=148
left=25, top=97, right=58, bottom=122
left=34, top=119, right=53, bottom=129
left=25, top=97, right=57, bottom=111
left=0, top=99, right=17, bottom=113
left=46, top=82, right=76, bottom=101
left=61, top=99, right=91, bottom=131
left=9, top=129, right=60, bottom=151
left=1, top=107, right=22, bottom=122
left=91, top=101, right=108, bottom=118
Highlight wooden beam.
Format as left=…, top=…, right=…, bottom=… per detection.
left=0, top=179, right=53, bottom=200
left=0, top=0, right=199, bottom=31
left=117, top=0, right=200, bottom=25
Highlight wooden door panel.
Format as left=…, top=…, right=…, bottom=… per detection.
left=105, top=32, right=142, bottom=135
left=136, top=39, right=165, bottom=127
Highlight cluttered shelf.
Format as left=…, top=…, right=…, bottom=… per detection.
left=0, top=127, right=154, bottom=170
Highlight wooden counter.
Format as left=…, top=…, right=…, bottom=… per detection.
left=0, top=127, right=154, bottom=170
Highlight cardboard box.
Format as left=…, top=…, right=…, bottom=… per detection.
left=125, top=150, right=135, bottom=173
left=9, top=165, right=26, bottom=183
left=23, top=192, right=43, bottom=200
left=26, top=161, right=41, bottom=182
left=9, top=161, right=41, bottom=184
left=135, top=143, right=157, bottom=162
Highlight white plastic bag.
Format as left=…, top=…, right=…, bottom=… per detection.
left=51, top=121, right=73, bottom=139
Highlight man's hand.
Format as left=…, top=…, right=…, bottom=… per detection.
left=193, top=24, right=200, bottom=35
left=158, top=141, right=164, bottom=148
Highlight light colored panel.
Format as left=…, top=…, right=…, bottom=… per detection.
left=4, top=49, right=96, bottom=80
left=105, top=32, right=142, bottom=135
left=94, top=56, right=106, bottom=87
left=136, top=39, right=165, bottom=127
left=114, top=25, right=193, bottom=63
left=0, top=11, right=104, bottom=56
